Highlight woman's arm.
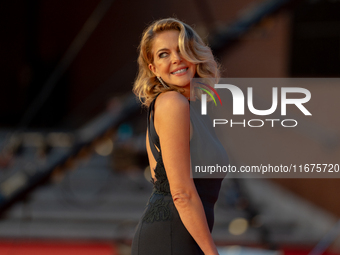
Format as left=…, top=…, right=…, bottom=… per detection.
left=154, top=91, right=219, bottom=255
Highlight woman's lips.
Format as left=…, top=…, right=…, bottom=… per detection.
left=171, top=67, right=188, bottom=76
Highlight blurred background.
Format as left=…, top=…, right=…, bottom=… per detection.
left=0, top=0, right=340, bottom=254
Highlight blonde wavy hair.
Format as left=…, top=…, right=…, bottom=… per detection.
left=133, top=18, right=220, bottom=107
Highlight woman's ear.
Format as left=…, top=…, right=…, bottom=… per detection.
left=149, top=63, right=159, bottom=76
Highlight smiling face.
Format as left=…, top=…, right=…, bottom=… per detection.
left=148, top=30, right=196, bottom=95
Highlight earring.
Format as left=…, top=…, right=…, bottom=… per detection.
left=157, top=76, right=169, bottom=89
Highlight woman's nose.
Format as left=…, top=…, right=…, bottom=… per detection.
left=172, top=52, right=182, bottom=64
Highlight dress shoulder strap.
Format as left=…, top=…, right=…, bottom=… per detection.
left=147, top=93, right=162, bottom=161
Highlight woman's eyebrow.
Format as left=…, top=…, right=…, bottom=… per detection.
left=156, top=48, right=168, bottom=54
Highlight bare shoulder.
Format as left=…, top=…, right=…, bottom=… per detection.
left=154, top=91, right=189, bottom=114
left=153, top=91, right=190, bottom=134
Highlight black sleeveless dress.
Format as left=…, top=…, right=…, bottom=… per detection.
left=131, top=93, right=229, bottom=255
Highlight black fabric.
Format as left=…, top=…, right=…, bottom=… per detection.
left=131, top=93, right=228, bottom=255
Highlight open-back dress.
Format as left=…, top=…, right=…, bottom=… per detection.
left=131, top=93, right=229, bottom=255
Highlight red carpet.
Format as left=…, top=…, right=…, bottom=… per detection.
left=0, top=241, right=118, bottom=255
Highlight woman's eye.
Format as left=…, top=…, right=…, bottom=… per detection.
left=159, top=52, right=168, bottom=58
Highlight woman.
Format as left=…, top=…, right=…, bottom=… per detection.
left=131, top=18, right=228, bottom=255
